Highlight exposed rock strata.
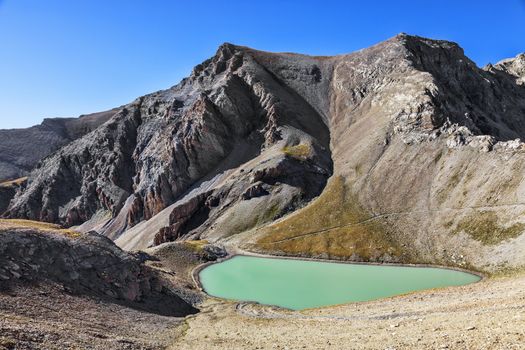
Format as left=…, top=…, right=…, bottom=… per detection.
left=5, top=43, right=332, bottom=244
left=4, top=34, right=525, bottom=272
left=0, top=228, right=197, bottom=316
left=0, top=109, right=115, bottom=181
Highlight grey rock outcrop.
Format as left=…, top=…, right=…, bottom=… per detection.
left=491, top=52, right=525, bottom=85
left=0, top=109, right=115, bottom=181
left=0, top=185, right=17, bottom=215
left=0, top=228, right=197, bottom=316
left=0, top=178, right=26, bottom=215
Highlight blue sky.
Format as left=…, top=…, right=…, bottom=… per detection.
left=1, top=0, right=524, bottom=129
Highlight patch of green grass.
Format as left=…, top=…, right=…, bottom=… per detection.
left=443, top=220, right=454, bottom=229
left=449, top=172, right=460, bottom=187
left=490, top=265, right=525, bottom=278
left=354, top=163, right=362, bottom=176
left=453, top=211, right=525, bottom=245
left=282, top=144, right=311, bottom=161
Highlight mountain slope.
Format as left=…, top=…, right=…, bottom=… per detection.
left=249, top=35, right=525, bottom=271
left=0, top=109, right=116, bottom=181
left=4, top=34, right=525, bottom=272
left=5, top=43, right=332, bottom=241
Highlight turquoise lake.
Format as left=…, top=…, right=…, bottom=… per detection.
left=199, top=255, right=481, bottom=310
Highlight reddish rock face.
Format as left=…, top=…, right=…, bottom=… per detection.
left=154, top=192, right=213, bottom=245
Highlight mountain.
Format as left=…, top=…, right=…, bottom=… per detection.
left=491, top=52, right=525, bottom=86
left=0, top=109, right=117, bottom=182
left=3, top=34, right=525, bottom=273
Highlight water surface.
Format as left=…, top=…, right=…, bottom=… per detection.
left=199, top=255, right=480, bottom=310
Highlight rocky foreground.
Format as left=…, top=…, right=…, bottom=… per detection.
left=174, top=273, right=525, bottom=350
left=0, top=220, right=215, bottom=349
left=1, top=221, right=523, bottom=349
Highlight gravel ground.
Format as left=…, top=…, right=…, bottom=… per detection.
left=172, top=274, right=525, bottom=350
left=0, top=282, right=185, bottom=350
left=2, top=251, right=524, bottom=350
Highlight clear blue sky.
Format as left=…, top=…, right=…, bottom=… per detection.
left=1, top=0, right=524, bottom=129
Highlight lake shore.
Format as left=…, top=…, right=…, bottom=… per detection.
left=192, top=247, right=485, bottom=300
left=174, top=272, right=525, bottom=349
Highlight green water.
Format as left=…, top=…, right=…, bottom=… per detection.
left=199, top=256, right=481, bottom=310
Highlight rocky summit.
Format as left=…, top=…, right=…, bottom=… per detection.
left=2, top=34, right=525, bottom=273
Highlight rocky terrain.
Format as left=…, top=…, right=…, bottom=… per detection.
left=0, top=220, right=198, bottom=316
left=2, top=248, right=524, bottom=349
left=0, top=109, right=115, bottom=182
left=0, top=178, right=26, bottom=215
left=1, top=33, right=525, bottom=348
left=0, top=283, right=186, bottom=350
left=0, top=220, right=222, bottom=349
left=174, top=273, right=525, bottom=350
left=2, top=34, right=524, bottom=274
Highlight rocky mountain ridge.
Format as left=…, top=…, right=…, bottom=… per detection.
left=0, top=109, right=116, bottom=182
left=2, top=34, right=525, bottom=272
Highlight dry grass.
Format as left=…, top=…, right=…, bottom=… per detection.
left=253, top=176, right=401, bottom=260
left=436, top=170, right=462, bottom=204
left=453, top=211, right=525, bottom=245
left=183, top=240, right=209, bottom=253
left=282, top=143, right=311, bottom=161
left=0, top=176, right=27, bottom=188
left=0, top=219, right=80, bottom=238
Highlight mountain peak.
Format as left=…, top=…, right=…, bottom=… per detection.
left=493, top=51, right=525, bottom=85
left=2, top=36, right=525, bottom=274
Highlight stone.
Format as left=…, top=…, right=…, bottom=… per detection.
left=0, top=228, right=197, bottom=316
left=0, top=110, right=115, bottom=181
